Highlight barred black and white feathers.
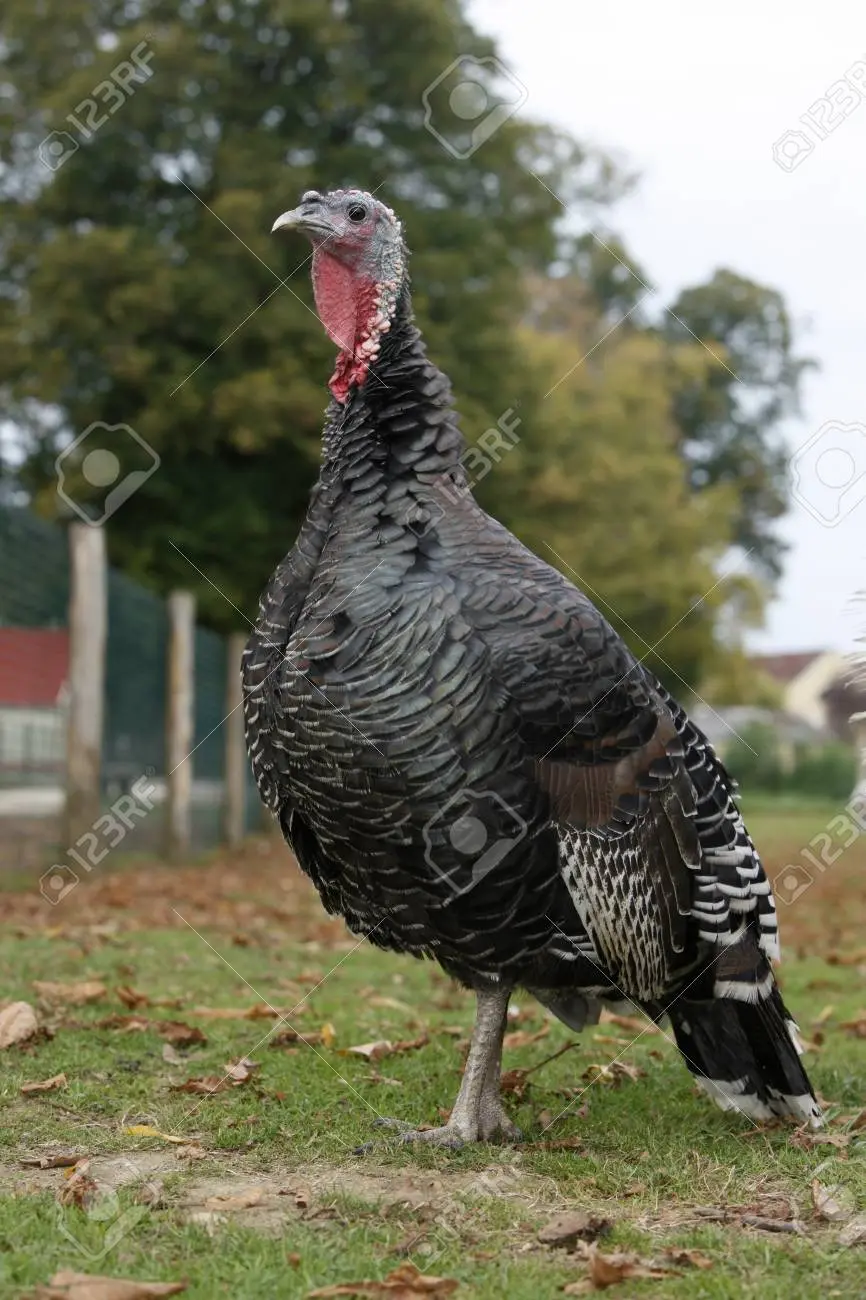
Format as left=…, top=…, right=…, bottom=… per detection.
left=244, top=188, right=821, bottom=1135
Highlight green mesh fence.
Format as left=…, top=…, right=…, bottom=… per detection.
left=0, top=504, right=247, bottom=868
left=0, top=509, right=69, bottom=870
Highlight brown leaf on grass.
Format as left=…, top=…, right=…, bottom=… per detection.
left=789, top=1128, right=850, bottom=1151
left=169, top=1076, right=230, bottom=1095
left=116, top=986, right=150, bottom=1010
left=502, top=1024, right=549, bottom=1051
left=811, top=1180, right=853, bottom=1222
left=33, top=980, right=106, bottom=1006
left=838, top=1213, right=866, bottom=1247
left=537, top=1211, right=611, bottom=1247
left=57, top=1164, right=99, bottom=1210
left=661, top=1248, right=713, bottom=1270
left=20, top=1152, right=82, bottom=1169
left=0, top=1000, right=39, bottom=1048
left=225, top=1056, right=260, bottom=1083
left=187, top=1003, right=276, bottom=1021
left=367, top=996, right=415, bottom=1014
left=340, top=1035, right=428, bottom=1062
left=307, top=1261, right=459, bottom=1298
left=34, top=1270, right=187, bottom=1299
left=21, top=1072, right=67, bottom=1095
left=581, top=1061, right=646, bottom=1086
left=95, top=1014, right=152, bottom=1033
left=95, top=1015, right=206, bottom=1047
left=204, top=1188, right=264, bottom=1211
left=563, top=1243, right=675, bottom=1292
left=598, top=1010, right=660, bottom=1035
left=839, top=1013, right=866, bottom=1038
left=270, top=1026, right=334, bottom=1049
left=499, top=1068, right=530, bottom=1100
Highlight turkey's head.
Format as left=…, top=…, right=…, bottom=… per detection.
left=272, top=188, right=406, bottom=403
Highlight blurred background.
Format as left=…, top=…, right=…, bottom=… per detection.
left=0, top=0, right=863, bottom=875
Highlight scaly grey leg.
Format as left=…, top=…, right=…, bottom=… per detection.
left=401, top=986, right=518, bottom=1147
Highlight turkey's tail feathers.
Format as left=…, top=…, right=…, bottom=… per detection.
left=667, top=978, right=822, bottom=1128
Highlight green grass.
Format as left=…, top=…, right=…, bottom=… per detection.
left=1, top=911, right=865, bottom=1298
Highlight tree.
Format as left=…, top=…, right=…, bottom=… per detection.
left=662, top=269, right=814, bottom=579
left=481, top=321, right=738, bottom=691
left=0, top=0, right=614, bottom=626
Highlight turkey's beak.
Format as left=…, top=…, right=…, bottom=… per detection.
left=271, top=205, right=338, bottom=238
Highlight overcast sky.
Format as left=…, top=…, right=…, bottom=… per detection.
left=469, top=0, right=865, bottom=655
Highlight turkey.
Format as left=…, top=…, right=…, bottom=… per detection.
left=243, top=187, right=821, bottom=1144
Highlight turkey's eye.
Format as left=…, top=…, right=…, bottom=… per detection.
left=347, top=203, right=367, bottom=223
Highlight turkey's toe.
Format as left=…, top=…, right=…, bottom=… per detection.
left=477, top=1105, right=522, bottom=1143
left=399, top=1124, right=468, bottom=1149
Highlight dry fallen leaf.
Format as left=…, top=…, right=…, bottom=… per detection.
left=563, top=1243, right=675, bottom=1292
left=224, top=1056, right=260, bottom=1082
left=95, top=1015, right=206, bottom=1046
left=661, top=1248, right=713, bottom=1269
left=307, top=1261, right=459, bottom=1298
left=537, top=1211, right=610, bottom=1247
left=122, top=1125, right=187, bottom=1145
left=21, top=1072, right=68, bottom=1095
left=811, top=1180, right=853, bottom=1223
left=57, top=1166, right=99, bottom=1210
left=20, top=1152, right=82, bottom=1170
left=187, top=1004, right=277, bottom=1020
left=0, top=1000, right=39, bottom=1048
left=116, top=986, right=150, bottom=1010
left=161, top=1043, right=185, bottom=1066
left=34, top=1270, right=187, bottom=1299
left=839, top=1014, right=866, bottom=1039
left=503, top=1024, right=549, bottom=1051
left=581, top=1061, right=646, bottom=1086
left=838, top=1213, right=866, bottom=1247
left=169, top=1076, right=229, bottom=1095
left=204, top=1188, right=264, bottom=1210
left=270, top=1026, right=333, bottom=1049
left=33, top=980, right=106, bottom=1006
left=157, top=1022, right=207, bottom=1048
left=340, top=1035, right=428, bottom=1062
left=368, top=996, right=415, bottom=1013
left=598, top=1010, right=660, bottom=1035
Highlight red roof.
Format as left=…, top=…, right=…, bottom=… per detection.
left=0, top=628, right=69, bottom=707
left=753, top=651, right=825, bottom=684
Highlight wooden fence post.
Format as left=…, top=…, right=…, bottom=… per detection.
left=223, top=632, right=247, bottom=845
left=64, top=524, right=107, bottom=846
left=851, top=711, right=866, bottom=795
left=165, top=591, right=195, bottom=859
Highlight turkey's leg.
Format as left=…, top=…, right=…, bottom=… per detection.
left=402, top=986, right=518, bottom=1146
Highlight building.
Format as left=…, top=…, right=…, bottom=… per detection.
left=0, top=628, right=69, bottom=781
left=752, top=650, right=847, bottom=734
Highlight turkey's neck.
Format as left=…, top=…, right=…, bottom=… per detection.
left=322, top=289, right=467, bottom=486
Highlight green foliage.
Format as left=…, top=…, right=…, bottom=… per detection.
left=0, top=0, right=809, bottom=690
left=727, top=724, right=857, bottom=800
left=662, top=270, right=815, bottom=579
